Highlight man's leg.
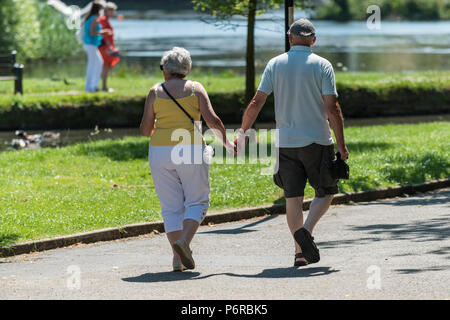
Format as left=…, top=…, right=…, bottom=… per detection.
left=304, top=195, right=334, bottom=234
left=286, top=196, right=306, bottom=263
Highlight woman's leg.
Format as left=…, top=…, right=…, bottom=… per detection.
left=101, top=64, right=112, bottom=91
left=174, top=146, right=210, bottom=259
left=84, top=44, right=95, bottom=92
left=92, top=48, right=104, bottom=91
left=149, top=146, right=186, bottom=267
left=166, top=230, right=183, bottom=261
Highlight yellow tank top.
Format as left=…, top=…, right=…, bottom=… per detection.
left=149, top=82, right=203, bottom=146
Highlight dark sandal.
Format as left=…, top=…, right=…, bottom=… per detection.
left=294, top=253, right=308, bottom=267
left=294, top=227, right=320, bottom=263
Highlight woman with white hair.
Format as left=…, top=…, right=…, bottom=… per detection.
left=140, top=47, right=235, bottom=271
left=99, top=2, right=120, bottom=92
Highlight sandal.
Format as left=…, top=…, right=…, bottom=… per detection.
left=294, top=253, right=308, bottom=267
left=172, top=260, right=186, bottom=272
left=294, top=227, right=320, bottom=264
left=173, top=239, right=195, bottom=270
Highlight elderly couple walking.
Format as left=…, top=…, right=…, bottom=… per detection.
left=140, top=19, right=349, bottom=271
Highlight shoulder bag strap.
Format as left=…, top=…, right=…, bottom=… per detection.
left=161, top=83, right=201, bottom=133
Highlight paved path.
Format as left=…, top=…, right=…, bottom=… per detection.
left=1, top=189, right=449, bottom=300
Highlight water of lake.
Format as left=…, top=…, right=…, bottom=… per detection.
left=25, top=10, right=450, bottom=77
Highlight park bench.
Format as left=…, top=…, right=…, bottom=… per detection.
left=0, top=50, right=24, bottom=94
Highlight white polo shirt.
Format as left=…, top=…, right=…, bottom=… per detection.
left=258, top=45, right=338, bottom=148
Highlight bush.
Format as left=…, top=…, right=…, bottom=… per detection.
left=0, top=0, right=41, bottom=60
left=35, top=0, right=83, bottom=60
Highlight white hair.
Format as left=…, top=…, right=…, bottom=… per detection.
left=105, top=2, right=117, bottom=11
left=160, top=47, right=192, bottom=77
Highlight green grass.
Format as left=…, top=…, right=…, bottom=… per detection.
left=0, top=71, right=449, bottom=98
left=0, top=122, right=449, bottom=247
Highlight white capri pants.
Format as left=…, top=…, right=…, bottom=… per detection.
left=83, top=44, right=103, bottom=92
left=149, top=145, right=211, bottom=233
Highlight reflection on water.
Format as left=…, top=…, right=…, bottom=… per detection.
left=1, top=115, right=449, bottom=152
left=24, top=13, right=450, bottom=77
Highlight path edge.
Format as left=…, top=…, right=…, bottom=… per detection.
left=1, top=178, right=449, bottom=258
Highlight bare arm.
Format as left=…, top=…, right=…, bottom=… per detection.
left=139, top=88, right=156, bottom=137
left=90, top=18, right=110, bottom=36
left=90, top=18, right=98, bottom=36
left=195, top=82, right=233, bottom=152
left=241, top=91, right=268, bottom=131
left=323, top=94, right=349, bottom=160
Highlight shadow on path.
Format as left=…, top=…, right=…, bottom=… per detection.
left=123, top=271, right=201, bottom=283
left=394, top=265, right=450, bottom=274
left=198, top=215, right=279, bottom=235
left=196, top=266, right=339, bottom=280
left=122, top=266, right=339, bottom=283
left=358, top=189, right=450, bottom=208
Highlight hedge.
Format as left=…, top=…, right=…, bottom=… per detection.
left=0, top=85, right=449, bottom=130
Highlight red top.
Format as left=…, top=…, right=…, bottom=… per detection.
left=98, top=16, right=120, bottom=67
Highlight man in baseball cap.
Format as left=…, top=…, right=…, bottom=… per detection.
left=236, top=18, right=349, bottom=267
left=287, top=18, right=316, bottom=37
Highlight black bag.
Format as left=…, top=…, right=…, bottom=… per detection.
left=330, top=152, right=349, bottom=180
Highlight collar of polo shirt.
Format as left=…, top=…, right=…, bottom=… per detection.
left=290, top=45, right=312, bottom=52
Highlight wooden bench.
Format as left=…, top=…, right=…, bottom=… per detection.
left=0, top=50, right=24, bottom=94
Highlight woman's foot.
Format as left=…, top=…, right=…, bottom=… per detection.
left=172, top=259, right=186, bottom=272
left=173, top=239, right=195, bottom=269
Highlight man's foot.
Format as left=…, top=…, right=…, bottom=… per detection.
left=173, top=239, right=195, bottom=269
left=102, top=88, right=114, bottom=92
left=294, top=252, right=308, bottom=267
left=294, top=227, right=320, bottom=264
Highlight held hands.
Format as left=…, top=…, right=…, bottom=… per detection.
left=233, top=129, right=249, bottom=156
left=224, top=140, right=237, bottom=156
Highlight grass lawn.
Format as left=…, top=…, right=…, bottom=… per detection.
left=0, top=121, right=449, bottom=246
left=0, top=71, right=449, bottom=97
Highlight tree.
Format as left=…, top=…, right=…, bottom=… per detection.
left=0, top=0, right=41, bottom=60
left=192, top=0, right=284, bottom=105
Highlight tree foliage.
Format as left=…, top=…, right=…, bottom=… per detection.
left=0, top=0, right=41, bottom=59
left=192, top=0, right=283, bottom=19
left=0, top=0, right=81, bottom=61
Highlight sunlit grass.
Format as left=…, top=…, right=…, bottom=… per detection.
left=0, top=121, right=449, bottom=246
left=0, top=71, right=448, bottom=96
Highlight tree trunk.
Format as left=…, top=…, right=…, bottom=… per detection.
left=245, top=0, right=257, bottom=105
left=335, top=0, right=351, bottom=21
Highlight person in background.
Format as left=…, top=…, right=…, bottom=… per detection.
left=82, top=1, right=110, bottom=92
left=98, top=2, right=120, bottom=92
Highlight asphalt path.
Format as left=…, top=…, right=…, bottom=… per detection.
left=1, top=189, right=449, bottom=300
